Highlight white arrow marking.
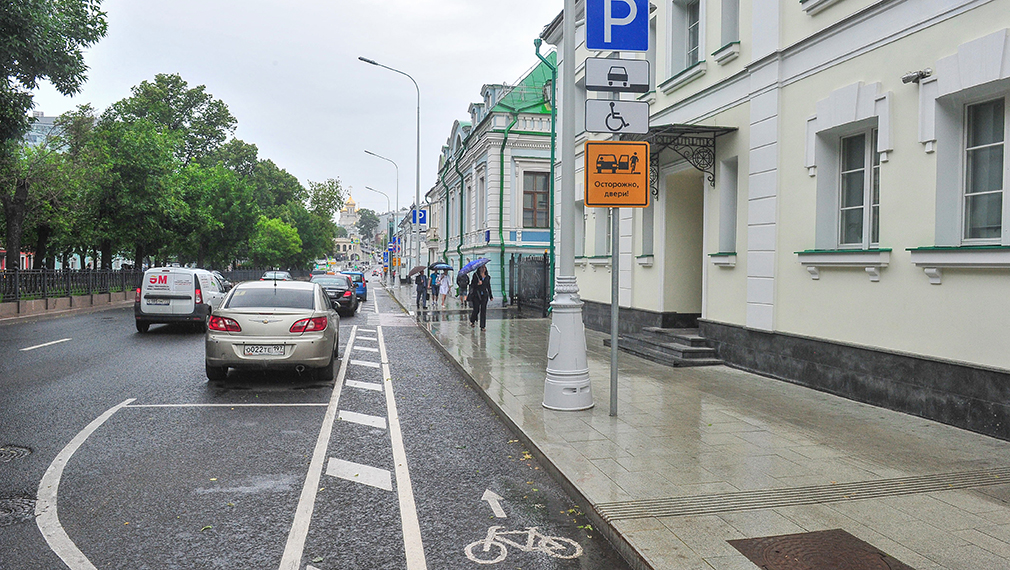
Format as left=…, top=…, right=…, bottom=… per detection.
left=482, top=489, right=506, bottom=518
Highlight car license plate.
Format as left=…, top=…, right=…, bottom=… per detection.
left=243, top=345, right=285, bottom=356
left=146, top=299, right=170, bottom=306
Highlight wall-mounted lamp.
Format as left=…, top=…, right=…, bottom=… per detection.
left=901, top=68, right=932, bottom=84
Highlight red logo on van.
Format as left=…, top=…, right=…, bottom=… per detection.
left=149, top=275, right=168, bottom=285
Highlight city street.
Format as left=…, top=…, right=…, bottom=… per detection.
left=0, top=278, right=631, bottom=569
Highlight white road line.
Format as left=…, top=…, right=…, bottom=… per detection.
left=350, top=359, right=381, bottom=369
left=357, top=336, right=378, bottom=341
left=346, top=380, right=383, bottom=392
left=278, top=326, right=357, bottom=570
left=325, top=458, right=392, bottom=491
left=338, top=410, right=387, bottom=430
left=37, top=398, right=136, bottom=570
left=21, top=338, right=72, bottom=352
left=358, top=328, right=377, bottom=333
left=125, top=403, right=327, bottom=408
left=377, top=325, right=428, bottom=570
left=353, top=346, right=379, bottom=353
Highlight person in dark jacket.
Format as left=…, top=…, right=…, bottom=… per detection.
left=414, top=272, right=428, bottom=310
left=456, top=270, right=470, bottom=305
left=468, top=265, right=493, bottom=331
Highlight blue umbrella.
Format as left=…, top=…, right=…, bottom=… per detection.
left=428, top=262, right=453, bottom=271
left=458, top=257, right=490, bottom=276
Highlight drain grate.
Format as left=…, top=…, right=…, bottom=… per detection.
left=0, top=498, right=37, bottom=527
left=0, top=445, right=31, bottom=462
left=597, top=466, right=1010, bottom=521
left=729, top=529, right=915, bottom=570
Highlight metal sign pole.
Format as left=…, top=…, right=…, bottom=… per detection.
left=610, top=206, right=620, bottom=417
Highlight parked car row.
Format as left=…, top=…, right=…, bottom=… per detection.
left=134, top=266, right=346, bottom=382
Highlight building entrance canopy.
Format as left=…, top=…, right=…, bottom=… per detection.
left=620, top=123, right=736, bottom=193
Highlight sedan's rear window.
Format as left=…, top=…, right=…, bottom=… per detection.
left=226, top=288, right=315, bottom=309
left=312, top=277, right=349, bottom=287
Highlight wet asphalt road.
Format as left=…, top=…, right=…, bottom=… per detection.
left=0, top=280, right=632, bottom=570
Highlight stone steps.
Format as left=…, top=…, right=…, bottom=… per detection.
left=603, top=327, right=722, bottom=368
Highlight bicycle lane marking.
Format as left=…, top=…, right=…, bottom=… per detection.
left=36, top=398, right=136, bottom=570
left=465, top=526, right=584, bottom=565
left=376, top=293, right=428, bottom=570
left=277, top=325, right=357, bottom=570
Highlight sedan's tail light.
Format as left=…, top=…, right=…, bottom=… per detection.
left=208, top=316, right=242, bottom=332
left=290, top=316, right=328, bottom=333
left=342, top=290, right=352, bottom=297
left=135, top=288, right=141, bottom=303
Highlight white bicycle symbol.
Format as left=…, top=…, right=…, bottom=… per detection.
left=465, top=525, right=583, bottom=564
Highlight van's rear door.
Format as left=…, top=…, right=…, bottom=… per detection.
left=141, top=270, right=194, bottom=315
left=169, top=272, right=196, bottom=315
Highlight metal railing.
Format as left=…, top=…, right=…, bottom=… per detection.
left=0, top=270, right=144, bottom=303
left=509, top=253, right=549, bottom=317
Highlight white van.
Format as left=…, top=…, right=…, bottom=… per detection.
left=134, top=267, right=228, bottom=333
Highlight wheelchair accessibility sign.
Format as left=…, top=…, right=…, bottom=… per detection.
left=585, top=99, right=649, bottom=134
left=584, top=140, right=650, bottom=208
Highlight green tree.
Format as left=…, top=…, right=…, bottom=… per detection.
left=335, top=226, right=348, bottom=239
left=250, top=159, right=306, bottom=214
left=102, top=73, right=235, bottom=165
left=249, top=216, right=301, bottom=268
left=356, top=208, right=379, bottom=238
left=172, top=163, right=259, bottom=268
left=0, top=0, right=107, bottom=146
left=0, top=144, right=61, bottom=269
left=307, top=178, right=345, bottom=220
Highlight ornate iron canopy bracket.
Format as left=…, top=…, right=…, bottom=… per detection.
left=623, top=124, right=737, bottom=192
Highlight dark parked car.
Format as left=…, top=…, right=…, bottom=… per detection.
left=310, top=274, right=359, bottom=316
left=260, top=270, right=293, bottom=281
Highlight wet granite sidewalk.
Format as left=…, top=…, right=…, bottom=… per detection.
left=384, top=283, right=1010, bottom=570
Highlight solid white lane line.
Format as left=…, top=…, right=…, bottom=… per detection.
left=278, top=326, right=357, bottom=570
left=338, top=410, right=387, bottom=430
left=350, top=359, right=381, bottom=369
left=37, top=398, right=136, bottom=570
left=357, top=336, right=378, bottom=341
left=325, top=458, right=392, bottom=491
left=21, top=338, right=72, bottom=352
left=126, top=403, right=327, bottom=408
left=346, top=380, right=383, bottom=392
left=377, top=325, right=427, bottom=570
left=353, top=346, right=379, bottom=353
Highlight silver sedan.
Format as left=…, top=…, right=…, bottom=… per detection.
left=204, top=280, right=339, bottom=381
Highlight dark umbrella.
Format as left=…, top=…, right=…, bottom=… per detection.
left=458, top=257, right=490, bottom=276
left=407, top=265, right=426, bottom=277
left=428, top=262, right=453, bottom=271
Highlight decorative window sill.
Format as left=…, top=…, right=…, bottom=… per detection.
left=637, top=255, right=654, bottom=267
left=801, top=0, right=843, bottom=16
left=637, top=90, right=657, bottom=105
left=709, top=252, right=737, bottom=267
left=588, top=256, right=612, bottom=270
left=907, top=245, right=1010, bottom=284
left=795, top=248, right=891, bottom=282
left=712, top=42, right=740, bottom=66
left=659, top=61, right=707, bottom=95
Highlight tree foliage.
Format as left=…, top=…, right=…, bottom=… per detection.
left=356, top=208, right=379, bottom=238
left=249, top=216, right=301, bottom=268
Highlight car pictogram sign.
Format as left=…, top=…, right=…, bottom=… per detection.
left=584, top=140, right=650, bottom=208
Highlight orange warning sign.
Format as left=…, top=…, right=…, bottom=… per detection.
left=584, top=141, right=650, bottom=208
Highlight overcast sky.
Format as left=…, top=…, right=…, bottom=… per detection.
left=32, top=0, right=562, bottom=216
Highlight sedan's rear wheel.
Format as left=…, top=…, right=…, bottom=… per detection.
left=315, top=353, right=335, bottom=382
left=205, top=364, right=227, bottom=381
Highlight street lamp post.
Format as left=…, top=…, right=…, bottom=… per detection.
left=359, top=56, right=421, bottom=285
left=364, top=150, right=399, bottom=286
left=363, top=186, right=392, bottom=287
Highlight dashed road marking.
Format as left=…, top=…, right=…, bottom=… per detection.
left=21, top=338, right=72, bottom=351
left=346, top=380, right=383, bottom=392
left=338, top=410, right=387, bottom=430
left=350, top=359, right=381, bottom=369
left=353, top=346, right=379, bottom=353
left=325, top=458, right=392, bottom=491
left=357, top=335, right=378, bottom=341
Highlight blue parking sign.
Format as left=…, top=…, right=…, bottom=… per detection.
left=586, top=0, right=648, bottom=52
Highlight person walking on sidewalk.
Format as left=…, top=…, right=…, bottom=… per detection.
left=468, top=265, right=492, bottom=331
left=414, top=272, right=429, bottom=310
left=456, top=270, right=470, bottom=306
left=438, top=269, right=451, bottom=308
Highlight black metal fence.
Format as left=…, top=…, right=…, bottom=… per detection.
left=0, top=270, right=144, bottom=303
left=509, top=253, right=550, bottom=317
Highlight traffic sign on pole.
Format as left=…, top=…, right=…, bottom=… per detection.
left=584, top=140, right=650, bottom=207
left=585, top=58, right=650, bottom=93
left=585, top=100, right=649, bottom=134
left=585, top=0, right=649, bottom=52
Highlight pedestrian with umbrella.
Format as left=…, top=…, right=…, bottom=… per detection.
left=408, top=265, right=428, bottom=310
left=468, top=263, right=493, bottom=331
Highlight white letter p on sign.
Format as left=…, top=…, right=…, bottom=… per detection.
left=604, top=0, right=638, bottom=43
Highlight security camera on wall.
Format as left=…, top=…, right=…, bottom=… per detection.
left=901, top=68, right=932, bottom=84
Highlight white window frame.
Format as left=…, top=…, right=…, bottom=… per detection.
left=837, top=129, right=880, bottom=248
left=961, top=96, right=1007, bottom=244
